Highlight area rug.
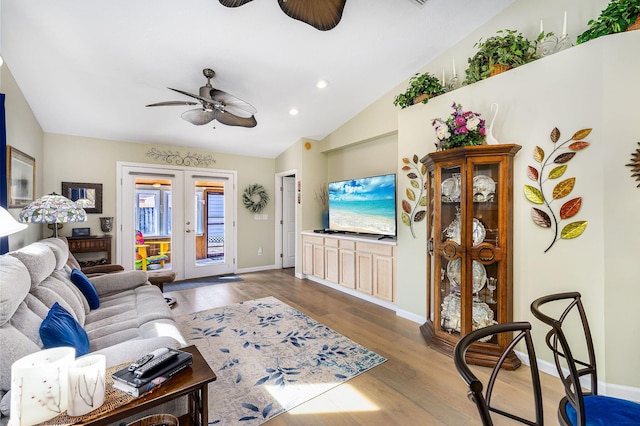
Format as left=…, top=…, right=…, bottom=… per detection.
left=163, top=274, right=243, bottom=292
left=174, top=296, right=387, bottom=425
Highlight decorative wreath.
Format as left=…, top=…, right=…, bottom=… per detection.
left=242, top=184, right=269, bottom=213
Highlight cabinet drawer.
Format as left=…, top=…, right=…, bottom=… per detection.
left=324, top=238, right=338, bottom=248
left=303, top=235, right=324, bottom=245
left=356, top=242, right=394, bottom=257
left=339, top=240, right=355, bottom=250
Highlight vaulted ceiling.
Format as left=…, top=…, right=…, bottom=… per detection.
left=1, top=0, right=513, bottom=158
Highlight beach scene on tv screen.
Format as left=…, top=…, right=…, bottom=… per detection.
left=328, top=174, right=396, bottom=235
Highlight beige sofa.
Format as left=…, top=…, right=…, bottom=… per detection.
left=0, top=238, right=186, bottom=422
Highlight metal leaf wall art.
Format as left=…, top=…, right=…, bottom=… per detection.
left=626, top=142, right=640, bottom=187
left=401, top=154, right=427, bottom=238
left=524, top=127, right=591, bottom=252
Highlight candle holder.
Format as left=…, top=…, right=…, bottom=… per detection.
left=99, top=217, right=113, bottom=234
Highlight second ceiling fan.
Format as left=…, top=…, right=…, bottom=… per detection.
left=146, top=68, right=257, bottom=128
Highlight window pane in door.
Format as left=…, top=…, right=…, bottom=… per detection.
left=134, top=179, right=172, bottom=272
left=193, top=181, right=224, bottom=265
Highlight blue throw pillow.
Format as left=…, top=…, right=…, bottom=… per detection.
left=70, top=268, right=100, bottom=309
left=39, top=302, right=90, bottom=356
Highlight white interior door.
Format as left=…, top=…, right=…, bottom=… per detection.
left=282, top=176, right=296, bottom=268
left=183, top=170, right=235, bottom=279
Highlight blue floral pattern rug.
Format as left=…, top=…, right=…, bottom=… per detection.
left=175, top=296, right=387, bottom=425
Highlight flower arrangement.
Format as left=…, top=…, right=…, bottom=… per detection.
left=432, top=103, right=486, bottom=150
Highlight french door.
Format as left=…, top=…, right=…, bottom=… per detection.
left=117, top=163, right=236, bottom=281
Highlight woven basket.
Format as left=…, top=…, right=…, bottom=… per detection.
left=412, top=93, right=431, bottom=105
left=126, top=414, right=179, bottom=426
left=489, top=63, right=512, bottom=77
left=626, top=14, right=640, bottom=32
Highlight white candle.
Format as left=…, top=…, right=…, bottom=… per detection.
left=540, top=19, right=544, bottom=34
left=562, top=11, right=567, bottom=36
left=442, top=68, right=446, bottom=86
left=452, top=58, right=456, bottom=77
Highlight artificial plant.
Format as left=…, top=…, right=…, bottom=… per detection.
left=393, top=72, right=445, bottom=109
left=464, top=29, right=538, bottom=85
left=577, top=0, right=640, bottom=44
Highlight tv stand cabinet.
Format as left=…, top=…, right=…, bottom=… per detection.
left=301, top=231, right=397, bottom=306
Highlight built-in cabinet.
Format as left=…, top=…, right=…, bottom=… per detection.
left=420, top=144, right=521, bottom=369
left=302, top=232, right=397, bottom=304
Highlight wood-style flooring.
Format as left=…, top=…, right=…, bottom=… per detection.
left=166, top=269, right=564, bottom=425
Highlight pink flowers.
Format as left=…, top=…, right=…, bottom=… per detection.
left=432, top=103, right=487, bottom=150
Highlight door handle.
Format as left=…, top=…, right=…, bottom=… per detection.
left=186, top=229, right=194, bottom=233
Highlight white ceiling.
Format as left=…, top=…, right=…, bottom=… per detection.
left=1, top=0, right=513, bottom=158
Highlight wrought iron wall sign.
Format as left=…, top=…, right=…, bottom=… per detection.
left=146, top=148, right=216, bottom=167
left=524, top=127, right=591, bottom=252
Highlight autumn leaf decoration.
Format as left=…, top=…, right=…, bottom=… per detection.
left=401, top=155, right=427, bottom=238
left=524, top=127, right=591, bottom=252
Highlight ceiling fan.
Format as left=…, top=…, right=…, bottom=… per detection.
left=146, top=68, right=257, bottom=128
left=219, top=0, right=347, bottom=31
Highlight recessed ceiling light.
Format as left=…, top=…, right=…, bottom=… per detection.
left=289, top=108, right=299, bottom=116
left=316, top=80, right=329, bottom=89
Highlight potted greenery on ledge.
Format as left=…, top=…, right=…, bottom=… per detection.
left=577, top=0, right=640, bottom=44
left=393, top=72, right=445, bottom=109
left=464, top=29, right=538, bottom=85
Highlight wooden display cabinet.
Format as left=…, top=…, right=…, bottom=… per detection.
left=419, top=144, right=521, bottom=369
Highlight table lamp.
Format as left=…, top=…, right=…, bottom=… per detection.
left=0, top=207, right=28, bottom=237
left=18, top=193, right=87, bottom=238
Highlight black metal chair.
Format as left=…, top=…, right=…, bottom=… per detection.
left=530, top=292, right=640, bottom=425
left=453, top=322, right=544, bottom=425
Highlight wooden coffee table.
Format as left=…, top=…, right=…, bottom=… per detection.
left=84, top=345, right=216, bottom=426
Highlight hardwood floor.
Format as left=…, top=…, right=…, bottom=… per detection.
left=166, top=269, right=564, bottom=425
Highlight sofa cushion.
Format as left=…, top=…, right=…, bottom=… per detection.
left=39, top=275, right=86, bottom=325
left=70, top=269, right=100, bottom=309
left=9, top=242, right=56, bottom=289
left=37, top=237, right=69, bottom=270
left=40, top=302, right=90, bottom=356
left=0, top=324, right=41, bottom=391
left=0, top=256, right=30, bottom=326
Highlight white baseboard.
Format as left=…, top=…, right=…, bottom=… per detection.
left=515, top=350, right=640, bottom=403
left=395, top=309, right=426, bottom=325
left=235, top=264, right=276, bottom=274
left=302, top=274, right=397, bottom=312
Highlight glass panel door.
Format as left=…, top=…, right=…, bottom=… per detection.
left=134, top=179, right=173, bottom=272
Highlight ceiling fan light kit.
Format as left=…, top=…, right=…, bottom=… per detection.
left=146, top=68, right=257, bottom=128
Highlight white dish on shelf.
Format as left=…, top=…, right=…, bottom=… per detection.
left=473, top=175, right=496, bottom=202
left=446, top=258, right=487, bottom=294
left=446, top=214, right=486, bottom=246
left=441, top=175, right=461, bottom=202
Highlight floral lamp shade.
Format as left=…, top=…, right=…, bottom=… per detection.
left=18, top=193, right=87, bottom=238
left=10, top=347, right=76, bottom=425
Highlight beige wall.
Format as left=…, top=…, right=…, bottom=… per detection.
left=316, top=0, right=639, bottom=392
left=1, top=64, right=44, bottom=250
left=43, top=133, right=276, bottom=270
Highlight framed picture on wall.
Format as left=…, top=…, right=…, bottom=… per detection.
left=7, top=146, right=36, bottom=208
left=62, top=182, right=103, bottom=214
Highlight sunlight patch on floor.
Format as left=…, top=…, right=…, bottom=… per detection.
left=265, top=383, right=379, bottom=414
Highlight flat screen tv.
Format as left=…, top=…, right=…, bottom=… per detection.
left=328, top=173, right=397, bottom=237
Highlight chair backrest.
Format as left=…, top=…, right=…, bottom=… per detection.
left=530, top=292, right=597, bottom=426
left=453, top=322, right=544, bottom=426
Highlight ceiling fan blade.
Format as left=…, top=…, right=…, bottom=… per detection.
left=278, top=0, right=346, bottom=31
left=219, top=0, right=254, bottom=7
left=181, top=108, right=216, bottom=125
left=146, top=100, right=198, bottom=107
left=168, top=87, right=213, bottom=105
left=214, top=110, right=257, bottom=128
left=210, top=89, right=257, bottom=118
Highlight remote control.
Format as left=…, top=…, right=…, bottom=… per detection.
left=134, top=350, right=179, bottom=377
left=127, top=348, right=169, bottom=372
